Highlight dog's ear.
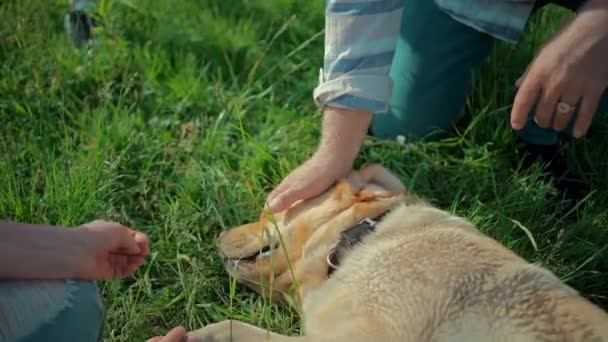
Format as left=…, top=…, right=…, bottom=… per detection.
left=356, top=190, right=376, bottom=202
left=332, top=178, right=361, bottom=202
left=357, top=164, right=407, bottom=195
left=339, top=174, right=392, bottom=202
left=356, top=184, right=402, bottom=201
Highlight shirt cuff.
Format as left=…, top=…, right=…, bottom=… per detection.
left=312, top=69, right=393, bottom=113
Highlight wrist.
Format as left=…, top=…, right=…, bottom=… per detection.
left=62, top=227, right=93, bottom=278
left=317, top=106, right=372, bottom=162
left=32, top=226, right=87, bottom=279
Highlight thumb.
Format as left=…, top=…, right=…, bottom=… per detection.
left=162, top=326, right=187, bottom=342
left=267, top=192, right=295, bottom=214
left=114, top=227, right=142, bottom=255
left=515, top=63, right=532, bottom=88
left=268, top=180, right=331, bottom=214
left=267, top=185, right=311, bottom=214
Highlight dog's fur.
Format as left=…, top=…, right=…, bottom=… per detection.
left=188, top=164, right=608, bottom=342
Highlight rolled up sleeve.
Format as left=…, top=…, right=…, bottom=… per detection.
left=313, top=0, right=404, bottom=113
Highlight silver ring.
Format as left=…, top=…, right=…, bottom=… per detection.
left=556, top=101, right=573, bottom=115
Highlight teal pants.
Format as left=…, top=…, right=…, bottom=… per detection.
left=0, top=280, right=104, bottom=342
left=370, top=0, right=608, bottom=145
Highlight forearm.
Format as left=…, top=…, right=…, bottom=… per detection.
left=317, top=106, right=372, bottom=163
left=0, top=220, right=84, bottom=279
left=581, top=0, right=608, bottom=11
left=312, top=2, right=403, bottom=161
left=577, top=0, right=608, bottom=28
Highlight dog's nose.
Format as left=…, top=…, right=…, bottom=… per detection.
left=221, top=257, right=241, bottom=272
left=217, top=230, right=228, bottom=243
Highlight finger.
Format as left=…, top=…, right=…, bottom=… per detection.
left=573, top=86, right=603, bottom=138
left=120, top=263, right=140, bottom=278
left=552, top=88, right=581, bottom=132
left=113, top=254, right=128, bottom=278
left=114, top=227, right=142, bottom=255
left=109, top=253, right=141, bottom=279
left=511, top=75, right=542, bottom=130
left=266, top=176, right=299, bottom=211
left=267, top=193, right=293, bottom=214
left=84, top=219, right=112, bottom=228
left=161, top=326, right=187, bottom=342
left=268, top=178, right=333, bottom=214
left=119, top=265, right=138, bottom=278
left=267, top=176, right=294, bottom=202
left=146, top=337, right=162, bottom=342
left=268, top=185, right=312, bottom=214
left=515, top=76, right=523, bottom=88
left=127, top=255, right=146, bottom=266
left=117, top=254, right=147, bottom=277
left=515, top=64, right=532, bottom=88
left=133, top=231, right=150, bottom=256
left=534, top=80, right=563, bottom=129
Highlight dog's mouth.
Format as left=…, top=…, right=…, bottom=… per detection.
left=225, top=243, right=279, bottom=264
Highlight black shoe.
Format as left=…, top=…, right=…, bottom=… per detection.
left=516, top=140, right=588, bottom=202
left=64, top=0, right=98, bottom=48
left=64, top=9, right=94, bottom=48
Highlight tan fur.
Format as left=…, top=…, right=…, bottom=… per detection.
left=189, top=164, right=608, bottom=342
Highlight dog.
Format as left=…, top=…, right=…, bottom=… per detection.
left=187, top=163, right=608, bottom=341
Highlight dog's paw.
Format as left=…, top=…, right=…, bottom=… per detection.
left=187, top=320, right=254, bottom=342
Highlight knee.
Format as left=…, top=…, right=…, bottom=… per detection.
left=19, top=280, right=105, bottom=342
left=60, top=280, right=105, bottom=338
left=68, top=280, right=104, bottom=319
left=371, top=104, right=464, bottom=142
left=371, top=64, right=471, bottom=141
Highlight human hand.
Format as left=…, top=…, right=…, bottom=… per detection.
left=74, top=220, right=150, bottom=280
left=266, top=150, right=355, bottom=214
left=267, top=106, right=371, bottom=214
left=147, top=326, right=192, bottom=342
left=510, top=1, right=608, bottom=138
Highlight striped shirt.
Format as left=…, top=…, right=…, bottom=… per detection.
left=312, top=0, right=537, bottom=113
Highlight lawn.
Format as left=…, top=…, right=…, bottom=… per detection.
left=1, top=1, right=607, bottom=340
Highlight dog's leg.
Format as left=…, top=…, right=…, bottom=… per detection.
left=188, top=319, right=373, bottom=342
left=356, top=164, right=406, bottom=194
left=187, top=320, right=313, bottom=342
left=187, top=320, right=290, bottom=341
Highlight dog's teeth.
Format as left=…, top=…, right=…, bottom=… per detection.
left=257, top=250, right=274, bottom=259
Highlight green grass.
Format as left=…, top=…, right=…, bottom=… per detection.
left=1, top=1, right=607, bottom=340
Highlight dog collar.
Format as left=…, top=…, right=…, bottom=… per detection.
left=326, top=210, right=390, bottom=277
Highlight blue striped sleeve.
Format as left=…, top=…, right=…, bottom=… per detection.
left=313, top=0, right=404, bottom=113
left=327, top=0, right=404, bottom=15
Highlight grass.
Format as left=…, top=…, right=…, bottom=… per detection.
left=1, top=0, right=607, bottom=340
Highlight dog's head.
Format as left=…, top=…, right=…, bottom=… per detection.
left=216, top=164, right=415, bottom=302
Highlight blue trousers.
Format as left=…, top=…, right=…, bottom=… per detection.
left=0, top=280, right=104, bottom=342
left=370, top=0, right=608, bottom=145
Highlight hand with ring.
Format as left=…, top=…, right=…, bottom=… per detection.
left=510, top=0, right=608, bottom=138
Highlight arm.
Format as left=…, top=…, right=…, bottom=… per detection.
left=0, top=219, right=149, bottom=280
left=0, top=220, right=85, bottom=279
left=266, top=1, right=404, bottom=213
left=313, top=0, right=404, bottom=156
left=316, top=106, right=372, bottom=167
left=580, top=0, right=608, bottom=11
left=510, top=0, right=608, bottom=135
